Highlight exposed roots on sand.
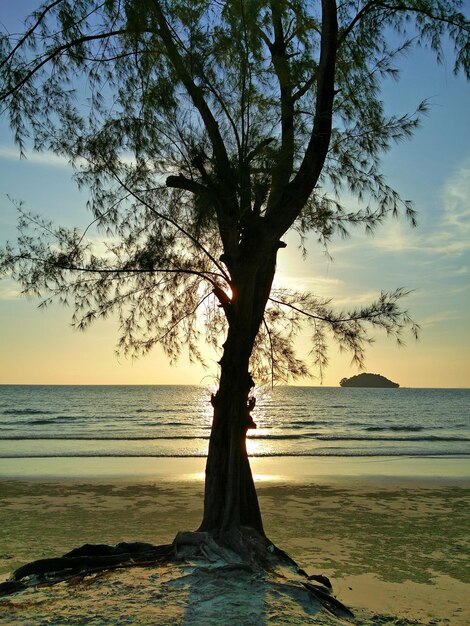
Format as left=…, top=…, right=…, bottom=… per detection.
left=0, top=528, right=354, bottom=621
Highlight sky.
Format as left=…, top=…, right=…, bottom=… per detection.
left=0, top=4, right=469, bottom=388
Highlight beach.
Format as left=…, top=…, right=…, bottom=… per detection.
left=0, top=456, right=469, bottom=624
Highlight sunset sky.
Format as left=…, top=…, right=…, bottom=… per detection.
left=0, top=4, right=469, bottom=388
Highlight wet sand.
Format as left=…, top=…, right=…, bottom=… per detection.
left=0, top=457, right=469, bottom=624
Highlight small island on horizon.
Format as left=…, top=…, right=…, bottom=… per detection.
left=339, top=372, right=399, bottom=388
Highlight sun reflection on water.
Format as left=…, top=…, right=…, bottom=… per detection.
left=245, top=436, right=266, bottom=457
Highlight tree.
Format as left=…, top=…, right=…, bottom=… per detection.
left=0, top=0, right=468, bottom=559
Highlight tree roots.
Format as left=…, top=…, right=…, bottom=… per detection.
left=0, top=530, right=354, bottom=620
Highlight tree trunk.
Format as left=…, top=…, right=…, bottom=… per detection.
left=199, top=245, right=279, bottom=539
left=199, top=329, right=263, bottom=536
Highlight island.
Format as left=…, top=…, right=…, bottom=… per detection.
left=339, top=373, right=399, bottom=388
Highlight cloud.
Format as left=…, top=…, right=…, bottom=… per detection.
left=442, top=160, right=470, bottom=252
left=356, top=160, right=470, bottom=256
left=0, top=144, right=141, bottom=171
left=0, top=281, right=21, bottom=301
left=0, top=145, right=72, bottom=169
left=419, top=310, right=461, bottom=328
left=368, top=219, right=421, bottom=253
left=414, top=163, right=470, bottom=255
left=273, top=267, right=391, bottom=308
left=442, top=164, right=470, bottom=231
left=273, top=270, right=343, bottom=300
left=332, top=290, right=387, bottom=308
left=452, top=266, right=470, bottom=276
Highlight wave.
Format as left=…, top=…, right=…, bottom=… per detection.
left=140, top=422, right=209, bottom=428
left=0, top=435, right=210, bottom=441
left=251, top=433, right=316, bottom=440
left=289, top=420, right=330, bottom=427
left=365, top=425, right=427, bottom=432
left=2, top=409, right=54, bottom=416
left=30, top=416, right=80, bottom=425
left=1, top=434, right=468, bottom=443
left=134, top=408, right=185, bottom=414
left=0, top=451, right=468, bottom=459
left=314, top=434, right=468, bottom=442
left=0, top=418, right=209, bottom=427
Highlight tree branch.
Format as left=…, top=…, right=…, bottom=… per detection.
left=1, top=30, right=128, bottom=101
left=337, top=1, right=378, bottom=46
left=266, top=0, right=338, bottom=237
left=263, top=317, right=275, bottom=389
left=266, top=1, right=295, bottom=200
left=269, top=296, right=329, bottom=322
left=0, top=0, right=65, bottom=71
left=269, top=291, right=415, bottom=325
left=338, top=0, right=470, bottom=48
left=150, top=1, right=240, bottom=260
left=375, top=1, right=470, bottom=32
left=293, top=73, right=318, bottom=102
left=165, top=174, right=207, bottom=195
left=151, top=1, right=236, bottom=199
left=107, top=168, right=230, bottom=282
left=153, top=290, right=212, bottom=344
left=12, top=254, right=222, bottom=285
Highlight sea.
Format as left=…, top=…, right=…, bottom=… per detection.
left=0, top=385, right=468, bottom=460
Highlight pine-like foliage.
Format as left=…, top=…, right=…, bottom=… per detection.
left=0, top=1, right=468, bottom=383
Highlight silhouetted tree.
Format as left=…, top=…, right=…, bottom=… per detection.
left=1, top=1, right=468, bottom=548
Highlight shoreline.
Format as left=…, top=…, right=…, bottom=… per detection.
left=1, top=454, right=469, bottom=483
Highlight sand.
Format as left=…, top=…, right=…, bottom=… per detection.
left=0, top=457, right=469, bottom=624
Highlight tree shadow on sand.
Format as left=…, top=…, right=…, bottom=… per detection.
left=0, top=533, right=353, bottom=624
